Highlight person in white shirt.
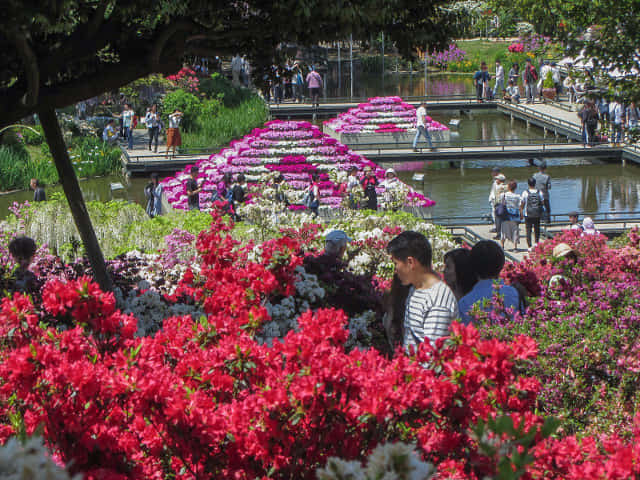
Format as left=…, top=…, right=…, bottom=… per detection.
left=231, top=54, right=243, bottom=86
left=381, top=168, right=401, bottom=209
left=412, top=102, right=435, bottom=151
left=563, top=73, right=576, bottom=103
left=387, top=231, right=458, bottom=349
left=493, top=60, right=505, bottom=97
left=551, top=62, right=561, bottom=93
left=537, top=61, right=552, bottom=101
left=345, top=166, right=360, bottom=209
left=165, top=109, right=183, bottom=158
left=145, top=104, right=160, bottom=152
left=118, top=103, right=135, bottom=150
left=610, top=99, right=625, bottom=145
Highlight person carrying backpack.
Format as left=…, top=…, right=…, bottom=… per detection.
left=520, top=177, right=544, bottom=251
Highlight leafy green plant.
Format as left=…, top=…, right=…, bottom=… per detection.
left=161, top=89, right=202, bottom=131
left=543, top=70, right=555, bottom=89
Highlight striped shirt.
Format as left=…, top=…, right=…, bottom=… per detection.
left=403, top=281, right=459, bottom=349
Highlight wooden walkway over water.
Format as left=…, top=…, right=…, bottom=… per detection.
left=120, top=130, right=205, bottom=174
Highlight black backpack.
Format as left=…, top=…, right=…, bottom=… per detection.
left=526, top=190, right=542, bottom=218
left=232, top=184, right=245, bottom=203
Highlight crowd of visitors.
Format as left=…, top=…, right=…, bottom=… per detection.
left=578, top=97, right=640, bottom=147
left=264, top=61, right=324, bottom=106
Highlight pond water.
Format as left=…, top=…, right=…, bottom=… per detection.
left=324, top=72, right=475, bottom=98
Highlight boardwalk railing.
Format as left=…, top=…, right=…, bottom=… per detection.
left=499, top=102, right=582, bottom=135
left=268, top=94, right=480, bottom=105
left=418, top=211, right=640, bottom=227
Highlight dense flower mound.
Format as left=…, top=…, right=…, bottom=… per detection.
left=477, top=228, right=640, bottom=437
left=323, top=96, right=449, bottom=134
left=161, top=120, right=435, bottom=210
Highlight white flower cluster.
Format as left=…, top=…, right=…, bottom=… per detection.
left=259, top=266, right=325, bottom=346
left=0, top=436, right=80, bottom=480
left=122, top=250, right=199, bottom=296
left=345, top=310, right=376, bottom=350
left=115, top=283, right=204, bottom=337
left=316, top=442, right=435, bottom=480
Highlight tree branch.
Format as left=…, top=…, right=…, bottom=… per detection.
left=87, top=0, right=111, bottom=37
left=5, top=29, right=39, bottom=108
left=150, top=20, right=201, bottom=70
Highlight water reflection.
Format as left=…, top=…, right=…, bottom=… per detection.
left=393, top=160, right=640, bottom=219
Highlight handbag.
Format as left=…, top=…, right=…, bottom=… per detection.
left=495, top=202, right=508, bottom=220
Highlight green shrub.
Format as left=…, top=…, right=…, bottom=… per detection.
left=198, top=73, right=253, bottom=107
left=161, top=89, right=202, bottom=131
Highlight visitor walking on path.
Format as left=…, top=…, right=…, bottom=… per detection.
left=413, top=102, right=435, bottom=151
left=30, top=178, right=46, bottom=202
left=494, top=60, right=505, bottom=97
left=293, top=64, right=305, bottom=103
left=306, top=66, right=323, bottom=107
left=563, top=73, right=576, bottom=103
left=627, top=101, right=640, bottom=140
left=115, top=103, right=135, bottom=150
left=145, top=173, right=164, bottom=217
left=361, top=166, right=378, bottom=210
left=520, top=177, right=544, bottom=250
left=491, top=174, right=508, bottom=239
left=532, top=160, right=551, bottom=222
left=386, top=231, right=458, bottom=348
left=499, top=180, right=521, bottom=251
left=488, top=167, right=501, bottom=232
left=579, top=101, right=598, bottom=147
left=458, top=240, right=520, bottom=324
left=523, top=59, right=538, bottom=104
left=231, top=54, right=243, bottom=86
left=610, top=98, right=625, bottom=146
left=145, top=104, right=160, bottom=153
left=186, top=166, right=202, bottom=211
left=165, top=109, right=183, bottom=158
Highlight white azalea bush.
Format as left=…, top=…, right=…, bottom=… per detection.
left=0, top=436, right=79, bottom=480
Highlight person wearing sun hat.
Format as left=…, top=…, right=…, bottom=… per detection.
left=581, top=217, right=599, bottom=236
left=492, top=174, right=508, bottom=239
left=549, top=242, right=579, bottom=290
left=381, top=168, right=401, bottom=210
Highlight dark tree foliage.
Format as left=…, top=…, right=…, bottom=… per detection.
left=0, top=0, right=455, bottom=290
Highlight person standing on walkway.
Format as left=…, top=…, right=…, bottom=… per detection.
left=626, top=101, right=640, bottom=138
left=30, top=179, right=46, bottom=202
left=500, top=180, right=521, bottom=251
left=563, top=73, right=576, bottom=103
left=488, top=166, right=501, bottom=232
left=533, top=160, right=551, bottom=222
left=520, top=177, right=544, bottom=251
left=165, top=109, right=183, bottom=158
left=508, top=63, right=520, bottom=86
left=186, top=166, right=202, bottom=211
left=231, top=54, right=243, bottom=86
left=523, top=59, right=538, bottom=104
left=610, top=98, right=625, bottom=146
left=117, top=103, right=135, bottom=150
left=293, top=64, right=305, bottom=103
left=413, top=102, right=435, bottom=151
left=473, top=62, right=491, bottom=101
left=578, top=101, right=598, bottom=147
left=492, top=174, right=508, bottom=239
left=145, top=104, right=160, bottom=153
left=306, top=172, right=320, bottom=217
left=494, top=60, right=505, bottom=98
left=306, top=66, right=323, bottom=107
left=537, top=61, right=551, bottom=102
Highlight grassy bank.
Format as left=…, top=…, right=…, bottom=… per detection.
left=182, top=95, right=268, bottom=151
left=0, top=137, right=121, bottom=192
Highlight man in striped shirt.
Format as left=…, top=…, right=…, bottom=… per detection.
left=387, top=232, right=459, bottom=350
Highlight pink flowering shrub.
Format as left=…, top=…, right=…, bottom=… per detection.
left=324, top=96, right=449, bottom=134
left=160, top=120, right=436, bottom=209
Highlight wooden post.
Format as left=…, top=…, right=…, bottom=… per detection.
left=38, top=107, right=114, bottom=292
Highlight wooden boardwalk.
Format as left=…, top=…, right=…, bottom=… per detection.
left=120, top=130, right=207, bottom=174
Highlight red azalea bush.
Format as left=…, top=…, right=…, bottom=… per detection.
left=4, top=213, right=640, bottom=478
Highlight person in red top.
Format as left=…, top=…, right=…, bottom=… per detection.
left=361, top=166, right=378, bottom=211
left=522, top=58, right=538, bottom=104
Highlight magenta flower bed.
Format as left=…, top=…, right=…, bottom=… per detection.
left=324, top=96, right=449, bottom=134
left=161, top=120, right=436, bottom=210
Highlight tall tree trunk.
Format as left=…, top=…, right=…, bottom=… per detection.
left=38, top=107, right=114, bottom=292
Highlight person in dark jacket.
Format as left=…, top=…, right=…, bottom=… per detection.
left=30, top=178, right=46, bottom=202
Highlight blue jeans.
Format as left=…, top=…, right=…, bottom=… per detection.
left=125, top=126, right=133, bottom=149
left=413, top=126, right=433, bottom=149
left=612, top=123, right=623, bottom=143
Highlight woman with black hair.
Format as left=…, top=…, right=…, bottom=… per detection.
left=442, top=248, right=476, bottom=300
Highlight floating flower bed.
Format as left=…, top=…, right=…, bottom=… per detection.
left=161, top=120, right=435, bottom=210
left=323, top=96, right=450, bottom=137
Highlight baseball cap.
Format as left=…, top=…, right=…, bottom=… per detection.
left=325, top=230, right=351, bottom=243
